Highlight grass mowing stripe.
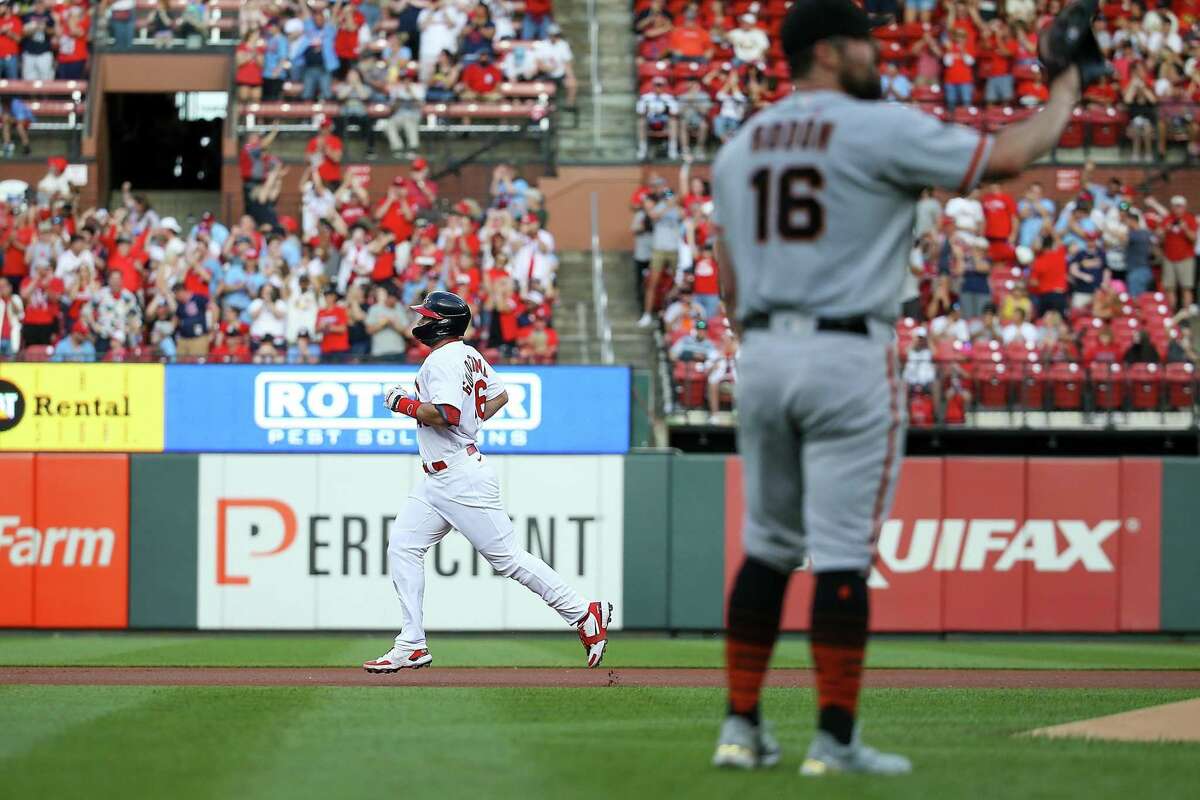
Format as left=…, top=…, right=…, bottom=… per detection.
left=0, top=687, right=1196, bottom=800
left=0, top=635, right=1198, bottom=669
left=0, top=686, right=320, bottom=800
left=0, top=686, right=148, bottom=761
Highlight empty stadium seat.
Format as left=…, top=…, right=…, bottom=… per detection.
left=1126, top=363, right=1162, bottom=411
left=1090, top=362, right=1124, bottom=410
left=1049, top=362, right=1084, bottom=410
left=1165, top=363, right=1196, bottom=409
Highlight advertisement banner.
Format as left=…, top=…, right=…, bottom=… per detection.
left=166, top=365, right=630, bottom=454
left=0, top=453, right=130, bottom=628
left=196, top=454, right=624, bottom=630
left=724, top=457, right=1162, bottom=632
left=0, top=364, right=165, bottom=452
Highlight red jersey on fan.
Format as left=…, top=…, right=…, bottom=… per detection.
left=693, top=255, right=720, bottom=296
left=306, top=132, right=344, bottom=186
left=316, top=305, right=350, bottom=353
left=3, top=224, right=33, bottom=279
left=1163, top=213, right=1198, bottom=261
left=982, top=190, right=1018, bottom=240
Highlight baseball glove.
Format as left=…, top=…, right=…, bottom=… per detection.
left=1037, top=0, right=1109, bottom=88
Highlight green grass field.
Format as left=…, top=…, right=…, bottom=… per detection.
left=2, top=635, right=1198, bottom=799
left=3, top=633, right=1200, bottom=669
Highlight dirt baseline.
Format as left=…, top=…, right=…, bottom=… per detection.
left=3, top=667, right=1200, bottom=689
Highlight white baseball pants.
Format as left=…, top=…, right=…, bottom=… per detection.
left=387, top=449, right=588, bottom=650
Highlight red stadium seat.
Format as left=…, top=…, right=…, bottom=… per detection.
left=673, top=361, right=708, bottom=409
left=908, top=388, right=936, bottom=427
left=1017, top=360, right=1047, bottom=410
left=944, top=390, right=967, bottom=424
left=1126, top=363, right=1162, bottom=411
left=1058, top=108, right=1086, bottom=147
left=1049, top=362, right=1084, bottom=409
left=973, top=360, right=1010, bottom=408
left=1164, top=363, right=1196, bottom=409
left=1090, top=362, right=1124, bottom=410
left=1086, top=107, right=1127, bottom=147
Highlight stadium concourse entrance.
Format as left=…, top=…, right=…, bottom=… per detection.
left=105, top=92, right=224, bottom=223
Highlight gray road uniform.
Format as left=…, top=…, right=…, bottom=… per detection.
left=712, top=89, right=992, bottom=572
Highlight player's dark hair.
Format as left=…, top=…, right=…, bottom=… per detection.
left=788, top=45, right=817, bottom=79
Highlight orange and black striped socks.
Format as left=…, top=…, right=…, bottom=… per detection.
left=725, top=557, right=791, bottom=725
left=810, top=570, right=869, bottom=745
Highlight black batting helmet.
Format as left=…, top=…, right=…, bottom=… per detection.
left=411, top=290, right=471, bottom=346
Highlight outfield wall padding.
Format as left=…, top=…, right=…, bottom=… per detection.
left=129, top=454, right=199, bottom=629
left=1161, top=458, right=1200, bottom=632
left=622, top=453, right=671, bottom=628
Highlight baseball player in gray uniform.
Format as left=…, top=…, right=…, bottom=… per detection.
left=710, top=0, right=1087, bottom=777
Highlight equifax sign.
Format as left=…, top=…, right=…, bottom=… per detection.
left=0, top=515, right=116, bottom=567
left=869, top=518, right=1124, bottom=588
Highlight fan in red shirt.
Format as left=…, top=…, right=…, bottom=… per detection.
left=979, top=22, right=1016, bottom=106
left=1160, top=195, right=1198, bottom=308
left=3, top=218, right=34, bottom=285
left=1083, top=75, right=1119, bottom=107
left=209, top=322, right=253, bottom=363
left=19, top=263, right=64, bottom=345
left=106, top=236, right=144, bottom=294
left=0, top=6, right=22, bottom=61
left=668, top=9, right=712, bottom=61
left=306, top=119, right=345, bottom=188
left=334, top=4, right=366, bottom=75
left=981, top=183, right=1018, bottom=244
left=1083, top=325, right=1123, bottom=366
left=374, top=177, right=416, bottom=241
left=460, top=52, right=503, bottom=101
left=942, top=30, right=975, bottom=110
left=403, top=158, right=439, bottom=212
left=316, top=287, right=350, bottom=360
left=234, top=30, right=266, bottom=104
left=692, top=244, right=721, bottom=316
left=1028, top=233, right=1069, bottom=317
left=55, top=6, right=89, bottom=80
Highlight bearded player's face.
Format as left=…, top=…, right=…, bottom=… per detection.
left=836, top=38, right=882, bottom=101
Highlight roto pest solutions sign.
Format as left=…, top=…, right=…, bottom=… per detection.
left=165, top=365, right=631, bottom=454
left=195, top=454, right=624, bottom=630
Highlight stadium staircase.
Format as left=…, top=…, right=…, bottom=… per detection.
left=554, top=250, right=657, bottom=367
left=555, top=2, right=638, bottom=163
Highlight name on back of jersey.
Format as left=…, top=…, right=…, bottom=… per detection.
left=750, top=118, right=834, bottom=152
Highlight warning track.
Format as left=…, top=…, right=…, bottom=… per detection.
left=3, top=667, right=1200, bottom=689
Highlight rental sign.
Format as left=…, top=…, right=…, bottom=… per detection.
left=724, top=458, right=1162, bottom=632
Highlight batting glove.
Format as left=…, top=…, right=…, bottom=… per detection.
left=384, top=384, right=411, bottom=413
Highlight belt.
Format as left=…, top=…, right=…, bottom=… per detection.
left=742, top=312, right=870, bottom=336
left=423, top=444, right=478, bottom=474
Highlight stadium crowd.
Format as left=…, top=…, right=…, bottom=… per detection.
left=634, top=0, right=1200, bottom=161
left=638, top=159, right=1200, bottom=421
left=0, top=155, right=563, bottom=364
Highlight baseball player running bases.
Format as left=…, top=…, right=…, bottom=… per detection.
left=364, top=291, right=611, bottom=672
left=711, top=0, right=1092, bottom=777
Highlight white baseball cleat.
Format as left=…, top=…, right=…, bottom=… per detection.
left=712, top=716, right=781, bottom=770
left=576, top=601, right=612, bottom=668
left=799, top=727, right=912, bottom=776
left=363, top=647, right=433, bottom=673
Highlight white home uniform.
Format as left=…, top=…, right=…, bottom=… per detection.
left=386, top=340, right=589, bottom=652
left=712, top=90, right=992, bottom=573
